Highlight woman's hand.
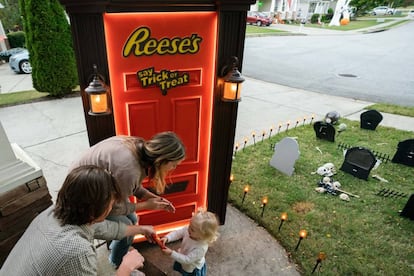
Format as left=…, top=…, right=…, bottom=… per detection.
left=146, top=197, right=176, bottom=213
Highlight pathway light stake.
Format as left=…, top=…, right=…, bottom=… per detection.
left=234, top=143, right=239, bottom=156
left=278, top=212, right=288, bottom=232
left=295, top=119, right=299, bottom=128
left=295, top=229, right=307, bottom=251
left=261, top=196, right=268, bottom=217
left=242, top=185, right=249, bottom=204
left=252, top=131, right=256, bottom=145
left=311, top=252, right=327, bottom=274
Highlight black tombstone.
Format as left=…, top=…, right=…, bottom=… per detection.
left=340, top=147, right=377, bottom=180
left=400, top=194, right=414, bottom=220
left=360, top=110, right=383, bottom=130
left=313, top=121, right=336, bottom=142
left=392, top=139, right=414, bottom=167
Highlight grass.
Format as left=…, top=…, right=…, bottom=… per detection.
left=301, top=19, right=385, bottom=31
left=246, top=25, right=287, bottom=34
left=366, top=104, right=414, bottom=117
left=0, top=89, right=80, bottom=108
left=229, top=119, right=414, bottom=275
left=0, top=90, right=50, bottom=107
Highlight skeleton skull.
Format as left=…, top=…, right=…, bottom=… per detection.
left=322, top=176, right=331, bottom=184
left=323, top=162, right=336, bottom=176
left=315, top=187, right=327, bottom=193
left=339, top=193, right=350, bottom=201
left=332, top=181, right=341, bottom=189
left=317, top=166, right=329, bottom=176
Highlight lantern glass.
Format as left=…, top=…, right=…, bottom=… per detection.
left=222, top=81, right=242, bottom=101
left=89, top=93, right=109, bottom=114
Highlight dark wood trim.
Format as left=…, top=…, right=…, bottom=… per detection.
left=207, top=9, right=248, bottom=224
left=68, top=13, right=115, bottom=146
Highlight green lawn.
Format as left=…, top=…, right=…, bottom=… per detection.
left=246, top=24, right=287, bottom=34
left=0, top=89, right=81, bottom=108
left=367, top=104, right=414, bottom=117
left=0, top=90, right=50, bottom=107
left=306, top=19, right=386, bottom=31
left=229, top=119, right=414, bottom=275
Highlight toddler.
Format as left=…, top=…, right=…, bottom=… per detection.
left=161, top=208, right=219, bottom=276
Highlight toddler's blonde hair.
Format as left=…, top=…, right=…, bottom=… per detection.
left=191, top=208, right=220, bottom=244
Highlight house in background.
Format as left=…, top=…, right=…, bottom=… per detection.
left=0, top=3, right=8, bottom=52
left=250, top=0, right=336, bottom=22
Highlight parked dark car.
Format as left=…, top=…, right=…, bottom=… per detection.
left=9, top=49, right=32, bottom=74
left=247, top=11, right=272, bottom=26
left=0, top=47, right=25, bottom=63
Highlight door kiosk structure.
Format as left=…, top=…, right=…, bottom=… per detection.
left=60, top=0, right=255, bottom=239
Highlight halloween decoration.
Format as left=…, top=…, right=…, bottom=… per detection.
left=360, top=110, right=383, bottom=130
left=391, top=139, right=414, bottom=167
left=314, top=163, right=359, bottom=200
left=313, top=121, right=335, bottom=142
left=324, top=111, right=340, bottom=124
left=340, top=147, right=377, bottom=180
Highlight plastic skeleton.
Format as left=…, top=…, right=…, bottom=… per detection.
left=314, top=163, right=359, bottom=200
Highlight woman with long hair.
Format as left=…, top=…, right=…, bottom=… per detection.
left=70, top=131, right=186, bottom=267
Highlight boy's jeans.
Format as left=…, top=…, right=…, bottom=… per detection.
left=106, top=212, right=138, bottom=267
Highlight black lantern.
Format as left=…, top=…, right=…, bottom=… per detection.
left=85, top=64, right=111, bottom=115
left=220, top=56, right=245, bottom=102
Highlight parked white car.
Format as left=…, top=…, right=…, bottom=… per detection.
left=9, top=49, right=32, bottom=74
left=371, top=6, right=395, bottom=16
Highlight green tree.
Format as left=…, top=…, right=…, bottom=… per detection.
left=0, top=0, right=23, bottom=32
left=20, top=0, right=78, bottom=96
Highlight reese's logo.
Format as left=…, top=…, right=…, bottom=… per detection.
left=123, top=27, right=202, bottom=57
left=137, top=67, right=190, bottom=95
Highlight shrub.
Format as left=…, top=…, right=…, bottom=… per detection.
left=6, top=31, right=26, bottom=48
left=20, top=0, right=78, bottom=97
left=311, top=13, right=320, bottom=24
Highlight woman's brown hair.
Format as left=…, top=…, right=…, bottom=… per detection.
left=123, top=131, right=185, bottom=194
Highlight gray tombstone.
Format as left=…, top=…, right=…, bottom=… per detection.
left=270, top=137, right=300, bottom=176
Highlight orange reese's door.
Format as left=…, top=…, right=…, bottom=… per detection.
left=104, top=12, right=217, bottom=235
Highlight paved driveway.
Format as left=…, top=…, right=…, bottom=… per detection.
left=0, top=62, right=34, bottom=94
